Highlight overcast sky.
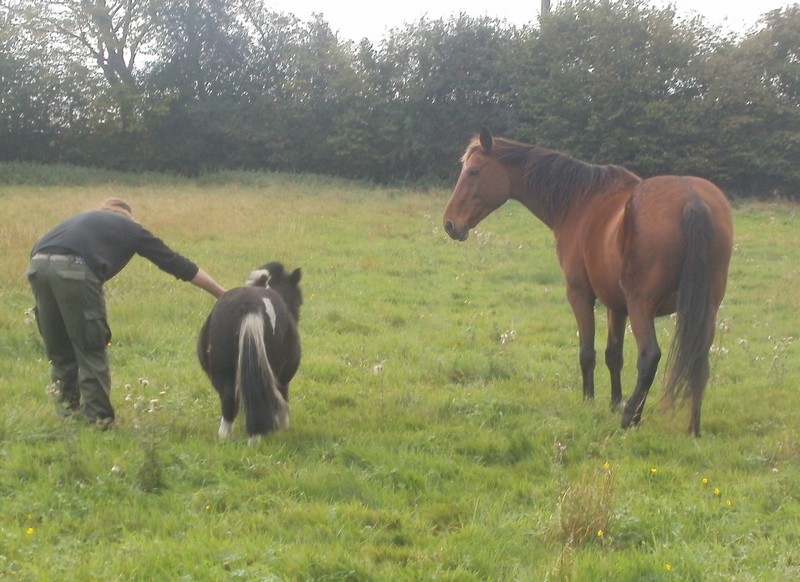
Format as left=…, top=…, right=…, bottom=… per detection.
left=262, top=0, right=792, bottom=42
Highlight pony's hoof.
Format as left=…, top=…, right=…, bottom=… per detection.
left=218, top=418, right=233, bottom=439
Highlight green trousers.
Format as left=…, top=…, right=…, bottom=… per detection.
left=26, top=255, right=114, bottom=422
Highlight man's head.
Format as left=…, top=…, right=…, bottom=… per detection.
left=100, top=198, right=135, bottom=221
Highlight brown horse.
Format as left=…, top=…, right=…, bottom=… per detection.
left=443, top=128, right=733, bottom=435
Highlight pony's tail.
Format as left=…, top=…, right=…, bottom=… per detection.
left=663, top=196, right=715, bottom=405
left=236, top=312, right=288, bottom=437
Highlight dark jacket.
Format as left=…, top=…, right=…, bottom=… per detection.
left=31, top=210, right=199, bottom=283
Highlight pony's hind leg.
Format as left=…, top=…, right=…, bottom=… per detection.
left=217, top=382, right=238, bottom=439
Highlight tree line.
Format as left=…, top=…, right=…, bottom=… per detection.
left=1, top=0, right=798, bottom=197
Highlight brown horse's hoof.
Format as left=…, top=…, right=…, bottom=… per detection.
left=620, top=404, right=641, bottom=429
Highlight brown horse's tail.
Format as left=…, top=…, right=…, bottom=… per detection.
left=663, top=195, right=715, bottom=405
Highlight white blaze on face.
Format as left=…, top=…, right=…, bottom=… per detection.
left=262, top=297, right=277, bottom=333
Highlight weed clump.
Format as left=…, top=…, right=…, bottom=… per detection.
left=553, top=462, right=615, bottom=547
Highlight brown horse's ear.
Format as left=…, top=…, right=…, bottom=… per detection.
left=479, top=127, right=493, bottom=153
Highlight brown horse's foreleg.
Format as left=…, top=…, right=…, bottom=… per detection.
left=621, top=312, right=661, bottom=429
left=605, top=309, right=627, bottom=410
left=567, top=288, right=597, bottom=400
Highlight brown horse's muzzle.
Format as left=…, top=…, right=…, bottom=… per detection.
left=444, top=220, right=469, bottom=241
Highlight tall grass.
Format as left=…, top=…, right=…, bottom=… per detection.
left=1, top=170, right=798, bottom=580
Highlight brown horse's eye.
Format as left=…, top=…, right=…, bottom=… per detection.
left=468, top=168, right=480, bottom=177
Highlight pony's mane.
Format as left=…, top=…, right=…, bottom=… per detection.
left=467, top=136, right=640, bottom=224
left=245, top=262, right=287, bottom=288
left=245, top=269, right=270, bottom=287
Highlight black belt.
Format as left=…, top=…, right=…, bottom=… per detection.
left=32, top=253, right=87, bottom=265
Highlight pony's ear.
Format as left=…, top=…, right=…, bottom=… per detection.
left=290, top=268, right=302, bottom=285
left=479, top=127, right=493, bottom=152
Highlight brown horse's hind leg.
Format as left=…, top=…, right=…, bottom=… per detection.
left=687, top=355, right=710, bottom=436
left=605, top=309, right=626, bottom=410
left=621, top=310, right=661, bottom=429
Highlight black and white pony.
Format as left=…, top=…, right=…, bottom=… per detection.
left=198, top=262, right=302, bottom=444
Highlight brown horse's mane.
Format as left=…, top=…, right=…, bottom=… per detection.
left=466, top=136, right=641, bottom=224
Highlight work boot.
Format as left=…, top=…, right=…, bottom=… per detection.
left=93, top=417, right=115, bottom=431
left=47, top=381, right=80, bottom=417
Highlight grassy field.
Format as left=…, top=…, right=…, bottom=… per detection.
left=1, top=168, right=798, bottom=580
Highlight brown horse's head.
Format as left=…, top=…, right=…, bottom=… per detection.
left=443, top=128, right=513, bottom=241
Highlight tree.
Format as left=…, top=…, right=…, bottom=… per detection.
left=512, top=0, right=713, bottom=177
left=1, top=2, right=52, bottom=160
left=698, top=5, right=800, bottom=196
left=143, top=0, right=252, bottom=173
left=377, top=15, right=521, bottom=180
left=2, top=0, right=797, bottom=193
left=1, top=0, right=100, bottom=162
left=21, top=0, right=165, bottom=131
